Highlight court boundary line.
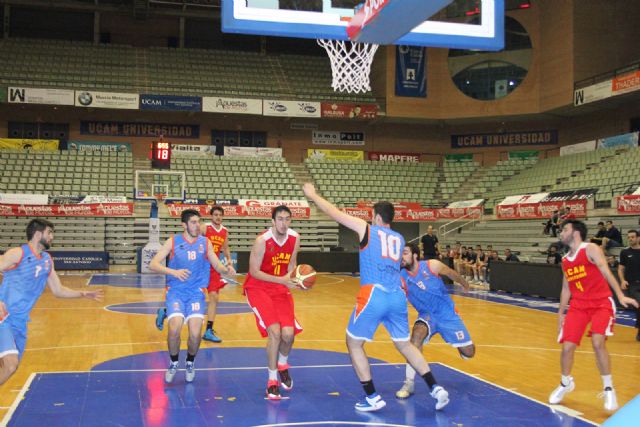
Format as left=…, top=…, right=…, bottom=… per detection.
left=1, top=372, right=35, bottom=427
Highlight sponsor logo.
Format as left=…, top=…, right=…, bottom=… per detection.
left=142, top=99, right=162, bottom=106
left=77, top=92, right=93, bottom=106
left=300, top=103, right=317, bottom=114
left=269, top=102, right=287, bottom=112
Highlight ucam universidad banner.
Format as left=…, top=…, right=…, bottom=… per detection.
left=451, top=130, right=558, bottom=149
left=80, top=121, right=199, bottom=138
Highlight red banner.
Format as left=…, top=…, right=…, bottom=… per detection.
left=617, top=195, right=640, bottom=214
left=320, top=102, right=379, bottom=119
left=341, top=207, right=480, bottom=222
left=0, top=203, right=134, bottom=217
left=357, top=200, right=422, bottom=210
left=167, top=204, right=310, bottom=219
left=496, top=200, right=587, bottom=220
left=612, top=71, right=640, bottom=96
left=367, top=152, right=420, bottom=162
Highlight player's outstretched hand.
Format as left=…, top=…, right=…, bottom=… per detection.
left=172, top=269, right=191, bottom=282
left=619, top=296, right=639, bottom=308
left=226, top=265, right=237, bottom=276
left=302, top=183, right=317, bottom=199
left=82, top=289, right=104, bottom=301
left=0, top=301, right=8, bottom=322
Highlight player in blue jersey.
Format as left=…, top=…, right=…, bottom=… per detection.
left=150, top=209, right=235, bottom=384
left=303, top=183, right=450, bottom=412
left=396, top=243, right=474, bottom=399
left=0, top=218, right=103, bottom=385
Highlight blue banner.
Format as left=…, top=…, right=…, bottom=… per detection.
left=597, top=131, right=639, bottom=149
left=50, top=251, right=109, bottom=270
left=139, top=94, right=202, bottom=112
left=395, top=46, right=426, bottom=98
left=80, top=121, right=199, bottom=139
left=451, top=130, right=558, bottom=149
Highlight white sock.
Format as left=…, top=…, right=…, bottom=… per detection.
left=278, top=353, right=288, bottom=366
left=268, top=369, right=278, bottom=381
left=561, top=375, right=572, bottom=386
left=405, top=364, right=416, bottom=381
left=602, top=375, right=613, bottom=389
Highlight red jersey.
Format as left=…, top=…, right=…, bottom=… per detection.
left=244, top=228, right=298, bottom=290
left=562, top=242, right=611, bottom=302
left=204, top=223, right=228, bottom=256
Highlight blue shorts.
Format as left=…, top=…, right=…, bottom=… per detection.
left=0, top=319, right=26, bottom=359
left=347, top=285, right=410, bottom=342
left=166, top=289, right=207, bottom=321
left=416, top=309, right=472, bottom=348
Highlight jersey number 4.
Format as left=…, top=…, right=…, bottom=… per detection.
left=378, top=230, right=402, bottom=261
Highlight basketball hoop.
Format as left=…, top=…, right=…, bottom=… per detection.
left=154, top=193, right=165, bottom=205
left=317, top=39, right=379, bottom=94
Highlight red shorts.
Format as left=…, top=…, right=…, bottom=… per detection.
left=558, top=297, right=616, bottom=346
left=207, top=269, right=227, bottom=293
left=245, top=283, right=303, bottom=338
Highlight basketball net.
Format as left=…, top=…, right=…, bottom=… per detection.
left=317, top=39, right=379, bottom=94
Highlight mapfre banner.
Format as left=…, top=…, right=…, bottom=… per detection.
left=616, top=195, right=640, bottom=214
left=167, top=203, right=310, bottom=219
left=496, top=200, right=587, bottom=220
left=0, top=203, right=134, bottom=217
left=368, top=151, right=420, bottom=162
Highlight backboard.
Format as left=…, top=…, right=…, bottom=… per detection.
left=222, top=0, right=504, bottom=51
left=134, top=170, right=186, bottom=202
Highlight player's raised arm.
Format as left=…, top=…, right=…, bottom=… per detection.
left=429, top=259, right=469, bottom=292
left=207, top=240, right=235, bottom=276
left=46, top=264, right=103, bottom=300
left=302, top=183, right=368, bottom=240
left=586, top=243, right=638, bottom=308
left=150, top=237, right=191, bottom=282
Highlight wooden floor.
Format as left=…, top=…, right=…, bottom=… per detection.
left=1, top=271, right=639, bottom=425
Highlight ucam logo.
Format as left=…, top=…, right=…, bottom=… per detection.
left=142, top=98, right=162, bottom=106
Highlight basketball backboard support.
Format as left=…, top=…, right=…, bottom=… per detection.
left=134, top=170, right=186, bottom=202
left=222, top=0, right=504, bottom=51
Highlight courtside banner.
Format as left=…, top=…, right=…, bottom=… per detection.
left=202, top=96, right=262, bottom=115
left=50, top=251, right=109, bottom=270
left=140, top=94, right=202, bottom=112
left=368, top=151, right=419, bottom=162
left=8, top=87, right=74, bottom=105
left=496, top=200, right=587, bottom=220
left=307, top=149, right=364, bottom=161
left=0, top=203, right=134, bottom=217
left=166, top=204, right=310, bottom=219
left=340, top=207, right=480, bottom=221
left=80, top=121, right=199, bottom=138
left=172, top=144, right=216, bottom=155
left=0, top=138, right=58, bottom=151
left=263, top=100, right=321, bottom=118
left=451, top=130, right=558, bottom=149
left=320, top=103, right=379, bottom=119
left=75, top=91, right=139, bottom=109
left=616, top=195, right=640, bottom=214
left=238, top=199, right=309, bottom=208
left=312, top=131, right=365, bottom=146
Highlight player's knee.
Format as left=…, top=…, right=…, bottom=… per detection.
left=267, top=325, right=281, bottom=342
left=1, top=355, right=19, bottom=376
left=280, top=329, right=294, bottom=344
left=591, top=336, right=606, bottom=351
left=459, top=344, right=475, bottom=359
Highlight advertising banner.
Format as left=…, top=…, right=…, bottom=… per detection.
left=8, top=87, right=74, bottom=105
left=612, top=71, right=640, bottom=96
left=0, top=138, right=58, bottom=151
left=616, top=195, right=640, bottom=214
left=312, top=131, right=365, bottom=146
left=0, top=193, right=49, bottom=205
left=0, top=203, right=134, bottom=217
left=340, top=207, right=481, bottom=221
left=238, top=199, right=309, bottom=208
left=263, top=100, right=321, bottom=117
left=542, top=189, right=597, bottom=202
left=81, top=195, right=128, bottom=204
left=307, top=149, right=364, bottom=161
left=139, top=94, right=202, bottom=112
left=75, top=91, right=139, bottom=109
left=597, top=131, right=639, bottom=149
left=573, top=80, right=612, bottom=106
left=451, top=130, right=558, bottom=149
left=49, top=251, right=109, bottom=270
left=560, top=140, right=596, bottom=156
left=68, top=140, right=132, bottom=152
left=202, top=96, right=262, bottom=115
left=395, top=45, right=427, bottom=97
left=320, top=103, right=379, bottom=119
left=496, top=200, right=587, bottom=220
left=446, top=199, right=484, bottom=208
left=223, top=147, right=282, bottom=158
left=357, top=201, right=422, bottom=210
left=166, top=204, right=310, bottom=219
left=80, top=121, right=199, bottom=139
left=171, top=144, right=216, bottom=155
left=368, top=151, right=419, bottom=162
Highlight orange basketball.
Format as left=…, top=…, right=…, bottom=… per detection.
left=291, top=264, right=317, bottom=290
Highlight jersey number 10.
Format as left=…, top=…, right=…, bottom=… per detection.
left=378, top=230, right=401, bottom=261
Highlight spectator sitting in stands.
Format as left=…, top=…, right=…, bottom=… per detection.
left=504, top=248, right=520, bottom=262
left=546, top=245, right=562, bottom=265
left=544, top=210, right=560, bottom=237
left=590, top=222, right=607, bottom=246
left=602, top=220, right=622, bottom=251
left=462, top=246, right=478, bottom=280
left=443, top=244, right=456, bottom=269
left=453, top=244, right=464, bottom=275
left=607, top=255, right=619, bottom=270
left=561, top=206, right=576, bottom=220
left=486, top=250, right=501, bottom=283
left=471, top=245, right=488, bottom=285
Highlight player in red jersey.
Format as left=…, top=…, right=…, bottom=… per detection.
left=549, top=219, right=638, bottom=412
left=243, top=205, right=302, bottom=400
left=201, top=205, right=232, bottom=343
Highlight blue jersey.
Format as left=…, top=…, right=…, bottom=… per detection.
left=0, top=244, right=53, bottom=322
left=360, top=225, right=405, bottom=292
left=400, top=260, right=454, bottom=316
left=166, top=234, right=210, bottom=294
